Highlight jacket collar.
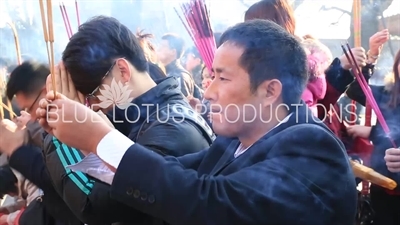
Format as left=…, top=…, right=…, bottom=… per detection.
left=165, top=60, right=184, bottom=74
left=108, top=76, right=185, bottom=136
left=258, top=101, right=333, bottom=142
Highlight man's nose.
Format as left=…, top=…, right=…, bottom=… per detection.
left=203, top=79, right=216, bottom=102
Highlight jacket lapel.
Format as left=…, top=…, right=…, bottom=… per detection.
left=209, top=140, right=240, bottom=175
left=211, top=103, right=317, bottom=175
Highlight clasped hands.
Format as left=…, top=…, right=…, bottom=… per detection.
left=35, top=61, right=111, bottom=153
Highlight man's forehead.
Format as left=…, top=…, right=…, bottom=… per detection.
left=213, top=43, right=243, bottom=69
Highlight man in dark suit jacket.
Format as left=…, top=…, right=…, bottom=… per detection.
left=35, top=19, right=357, bottom=224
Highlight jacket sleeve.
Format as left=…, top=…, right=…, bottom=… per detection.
left=8, top=146, right=50, bottom=189
left=137, top=119, right=210, bottom=157
left=44, top=136, right=147, bottom=224
left=25, top=121, right=44, bottom=149
left=109, top=126, right=356, bottom=225
left=325, top=58, right=355, bottom=95
left=344, top=64, right=376, bottom=106
left=317, top=58, right=354, bottom=120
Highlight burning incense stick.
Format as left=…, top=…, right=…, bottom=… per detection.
left=75, top=0, right=80, bottom=26
left=341, top=43, right=397, bottom=148
left=39, top=0, right=56, bottom=98
left=59, top=2, right=72, bottom=38
left=61, top=2, right=73, bottom=37
left=0, top=102, right=17, bottom=118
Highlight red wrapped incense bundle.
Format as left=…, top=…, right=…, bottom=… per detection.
left=176, top=0, right=216, bottom=73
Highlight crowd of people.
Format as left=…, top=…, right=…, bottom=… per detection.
left=0, top=0, right=399, bottom=224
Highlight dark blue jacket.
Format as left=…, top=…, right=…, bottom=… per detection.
left=109, top=103, right=357, bottom=225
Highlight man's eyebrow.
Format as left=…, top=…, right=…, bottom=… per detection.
left=212, top=68, right=225, bottom=74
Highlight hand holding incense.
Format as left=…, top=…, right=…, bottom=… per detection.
left=341, top=44, right=396, bottom=148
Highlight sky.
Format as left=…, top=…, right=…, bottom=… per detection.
left=209, top=0, right=400, bottom=39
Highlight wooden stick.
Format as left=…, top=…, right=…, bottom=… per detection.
left=39, top=0, right=51, bottom=67
left=352, top=0, right=362, bottom=47
left=0, top=96, right=4, bottom=120
left=47, top=0, right=56, bottom=98
left=6, top=22, right=22, bottom=65
left=4, top=21, right=18, bottom=117
left=351, top=160, right=397, bottom=190
left=0, top=102, right=17, bottom=118
left=39, top=0, right=56, bottom=98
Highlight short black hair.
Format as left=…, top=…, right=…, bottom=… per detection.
left=62, top=16, right=149, bottom=95
left=161, top=33, right=185, bottom=58
left=0, top=165, right=18, bottom=199
left=219, top=19, right=307, bottom=105
left=6, top=61, right=49, bottom=100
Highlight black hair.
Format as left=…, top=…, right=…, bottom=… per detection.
left=62, top=16, right=149, bottom=95
left=6, top=61, right=49, bottom=100
left=219, top=19, right=307, bottom=105
left=0, top=165, right=18, bottom=199
left=161, top=33, right=185, bottom=58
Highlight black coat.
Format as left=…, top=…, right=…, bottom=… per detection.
left=42, top=77, right=213, bottom=224
left=110, top=103, right=357, bottom=225
left=165, top=60, right=195, bottom=97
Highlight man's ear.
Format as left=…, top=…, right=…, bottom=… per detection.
left=257, top=79, right=283, bottom=107
left=116, top=58, right=132, bottom=83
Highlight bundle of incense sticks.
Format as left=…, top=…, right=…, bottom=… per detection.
left=59, top=0, right=81, bottom=39
left=0, top=102, right=17, bottom=118
left=176, top=0, right=216, bottom=74
left=341, top=43, right=397, bottom=148
left=0, top=21, right=22, bottom=119
left=39, top=0, right=56, bottom=97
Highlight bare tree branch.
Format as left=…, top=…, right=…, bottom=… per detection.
left=319, top=6, right=350, bottom=15
left=238, top=0, right=251, bottom=8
